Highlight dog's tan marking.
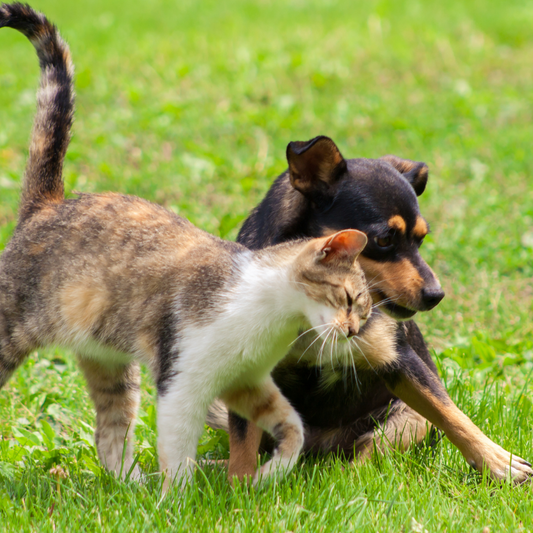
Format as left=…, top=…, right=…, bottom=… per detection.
left=358, top=256, right=424, bottom=309
left=354, top=405, right=430, bottom=460
left=222, top=382, right=304, bottom=483
left=413, top=217, right=428, bottom=239
left=354, top=314, right=398, bottom=368
left=388, top=215, right=406, bottom=233
left=227, top=420, right=263, bottom=482
left=391, top=375, right=532, bottom=482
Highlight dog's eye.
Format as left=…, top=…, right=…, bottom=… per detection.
left=374, top=236, right=392, bottom=248
left=417, top=237, right=425, bottom=249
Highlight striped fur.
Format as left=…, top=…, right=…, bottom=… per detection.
left=0, top=4, right=375, bottom=490
left=0, top=2, right=74, bottom=219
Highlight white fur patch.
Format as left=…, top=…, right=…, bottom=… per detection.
left=155, top=255, right=319, bottom=483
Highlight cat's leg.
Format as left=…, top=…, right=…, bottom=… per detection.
left=77, top=357, right=141, bottom=479
left=221, top=377, right=304, bottom=484
left=0, top=314, right=34, bottom=390
left=156, top=372, right=211, bottom=492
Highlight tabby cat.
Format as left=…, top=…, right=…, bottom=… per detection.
left=0, top=3, right=372, bottom=489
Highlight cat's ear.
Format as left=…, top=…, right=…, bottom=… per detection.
left=317, top=230, right=368, bottom=264
left=380, top=155, right=429, bottom=196
left=287, top=136, right=347, bottom=200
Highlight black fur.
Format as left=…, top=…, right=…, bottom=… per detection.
left=156, top=310, right=179, bottom=396
left=230, top=136, right=444, bottom=456
left=229, top=410, right=250, bottom=441
left=380, top=326, right=448, bottom=403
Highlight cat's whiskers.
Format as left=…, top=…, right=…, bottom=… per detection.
left=371, top=293, right=399, bottom=303
left=350, top=349, right=362, bottom=392
left=329, top=330, right=338, bottom=370
left=334, top=328, right=361, bottom=391
left=317, top=326, right=334, bottom=368
left=350, top=332, right=372, bottom=348
left=342, top=334, right=361, bottom=392
left=363, top=272, right=383, bottom=290
left=296, top=330, right=326, bottom=363
left=350, top=336, right=378, bottom=375
left=365, top=274, right=413, bottom=290
left=289, top=323, right=330, bottom=347
left=371, top=294, right=403, bottom=310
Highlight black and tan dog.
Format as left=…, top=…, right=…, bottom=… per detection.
left=208, top=136, right=532, bottom=483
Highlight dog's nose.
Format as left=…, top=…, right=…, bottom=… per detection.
left=421, top=287, right=445, bottom=310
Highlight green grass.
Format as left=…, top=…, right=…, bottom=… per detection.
left=1, top=0, right=533, bottom=530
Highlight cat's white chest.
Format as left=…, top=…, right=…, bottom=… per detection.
left=177, top=316, right=300, bottom=393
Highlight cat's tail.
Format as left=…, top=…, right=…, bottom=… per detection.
left=0, top=3, right=74, bottom=220
left=206, top=398, right=230, bottom=432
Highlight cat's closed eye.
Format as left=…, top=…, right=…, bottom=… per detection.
left=345, top=290, right=353, bottom=308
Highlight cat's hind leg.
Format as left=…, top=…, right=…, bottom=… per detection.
left=222, top=377, right=304, bottom=485
left=77, top=357, right=141, bottom=479
left=0, top=313, right=34, bottom=390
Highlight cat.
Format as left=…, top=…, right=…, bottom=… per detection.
left=0, top=3, right=373, bottom=489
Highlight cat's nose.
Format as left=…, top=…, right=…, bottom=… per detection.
left=347, top=325, right=359, bottom=337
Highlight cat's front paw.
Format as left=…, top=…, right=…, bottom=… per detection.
left=125, top=464, right=143, bottom=482
left=466, top=440, right=532, bottom=484
left=252, top=454, right=299, bottom=486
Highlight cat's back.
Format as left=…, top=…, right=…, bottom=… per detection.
left=4, top=192, right=240, bottom=260
left=0, top=192, right=245, bottom=317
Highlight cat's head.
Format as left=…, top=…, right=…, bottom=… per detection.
left=292, top=230, right=372, bottom=341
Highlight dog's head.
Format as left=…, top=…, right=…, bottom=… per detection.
left=285, top=135, right=444, bottom=320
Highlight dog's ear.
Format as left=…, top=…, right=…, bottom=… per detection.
left=287, top=136, right=347, bottom=200
left=380, top=155, right=428, bottom=196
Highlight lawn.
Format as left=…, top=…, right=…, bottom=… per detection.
left=1, top=0, right=533, bottom=530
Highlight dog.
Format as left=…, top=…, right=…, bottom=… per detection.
left=207, top=135, right=532, bottom=483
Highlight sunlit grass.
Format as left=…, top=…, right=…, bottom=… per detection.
left=1, top=0, right=533, bottom=530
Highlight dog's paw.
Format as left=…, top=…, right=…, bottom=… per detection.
left=466, top=441, right=532, bottom=484
left=505, top=454, right=533, bottom=484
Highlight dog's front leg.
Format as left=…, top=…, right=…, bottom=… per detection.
left=380, top=346, right=532, bottom=483
left=227, top=412, right=264, bottom=483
